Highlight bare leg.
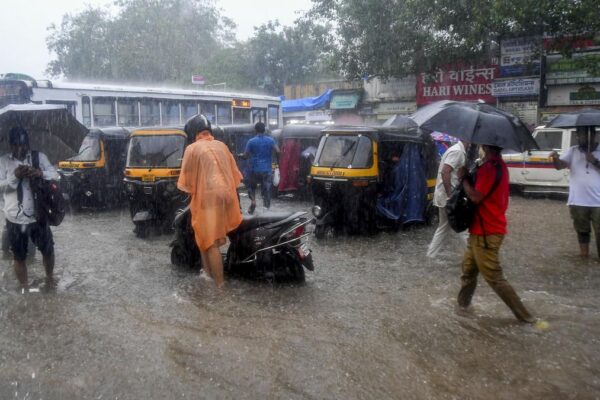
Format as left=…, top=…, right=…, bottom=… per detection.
left=43, top=252, right=55, bottom=279
left=200, top=251, right=212, bottom=278
left=580, top=243, right=590, bottom=258
left=14, top=259, right=28, bottom=289
left=205, top=246, right=224, bottom=288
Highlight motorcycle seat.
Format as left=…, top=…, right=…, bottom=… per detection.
left=236, top=211, right=305, bottom=232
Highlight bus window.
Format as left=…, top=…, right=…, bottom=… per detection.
left=140, top=99, right=160, bottom=126
left=251, top=108, right=266, bottom=124
left=182, top=101, right=199, bottom=121
left=46, top=100, right=77, bottom=118
left=268, top=105, right=279, bottom=128
left=200, top=102, right=216, bottom=124
left=217, top=103, right=232, bottom=125
left=162, top=101, right=180, bottom=125
left=93, top=97, right=116, bottom=127
left=0, top=80, right=30, bottom=107
left=117, top=98, right=139, bottom=126
left=82, top=96, right=91, bottom=127
left=233, top=108, right=251, bottom=124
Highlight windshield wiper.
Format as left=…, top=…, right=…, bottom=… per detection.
left=332, top=141, right=357, bottom=167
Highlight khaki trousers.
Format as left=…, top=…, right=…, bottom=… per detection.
left=458, top=234, right=533, bottom=322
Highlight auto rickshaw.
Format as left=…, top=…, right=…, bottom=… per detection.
left=57, top=127, right=130, bottom=209
left=123, top=127, right=188, bottom=238
left=310, top=125, right=439, bottom=238
left=277, top=124, right=324, bottom=198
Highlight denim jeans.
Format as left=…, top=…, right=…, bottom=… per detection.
left=248, top=172, right=272, bottom=208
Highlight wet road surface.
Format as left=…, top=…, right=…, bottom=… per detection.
left=0, top=194, right=599, bottom=399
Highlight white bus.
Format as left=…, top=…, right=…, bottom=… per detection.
left=0, top=77, right=282, bottom=129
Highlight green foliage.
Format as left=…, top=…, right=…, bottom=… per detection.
left=308, top=0, right=600, bottom=78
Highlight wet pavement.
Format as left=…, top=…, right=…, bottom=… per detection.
left=0, top=194, right=599, bottom=399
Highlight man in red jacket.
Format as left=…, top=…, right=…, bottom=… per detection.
left=457, top=144, right=535, bottom=323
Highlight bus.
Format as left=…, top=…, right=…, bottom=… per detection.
left=0, top=76, right=282, bottom=129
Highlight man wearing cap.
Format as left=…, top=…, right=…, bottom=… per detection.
left=550, top=127, right=600, bottom=258
left=0, top=127, right=60, bottom=289
left=240, top=122, right=280, bottom=214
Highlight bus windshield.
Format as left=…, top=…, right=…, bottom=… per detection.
left=0, top=80, right=30, bottom=108
left=315, top=135, right=373, bottom=168
left=127, top=135, right=186, bottom=168
left=70, top=136, right=101, bottom=161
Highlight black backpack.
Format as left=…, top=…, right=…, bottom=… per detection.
left=446, top=161, right=502, bottom=233
left=21, top=151, right=66, bottom=226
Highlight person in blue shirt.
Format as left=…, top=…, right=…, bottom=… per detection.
left=240, top=122, right=280, bottom=214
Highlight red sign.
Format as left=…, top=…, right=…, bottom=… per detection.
left=191, top=75, right=205, bottom=85
left=416, top=65, right=499, bottom=105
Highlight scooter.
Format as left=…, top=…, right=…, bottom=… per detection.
left=170, top=206, right=315, bottom=282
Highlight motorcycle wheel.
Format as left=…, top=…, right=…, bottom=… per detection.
left=134, top=223, right=150, bottom=238
left=286, top=256, right=305, bottom=283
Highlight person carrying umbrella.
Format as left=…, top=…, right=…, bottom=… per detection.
left=412, top=100, right=537, bottom=323
left=549, top=126, right=600, bottom=258
left=0, top=127, right=60, bottom=290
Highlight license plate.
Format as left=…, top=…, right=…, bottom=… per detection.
left=298, top=243, right=310, bottom=258
left=143, top=186, right=153, bottom=195
left=324, top=182, right=332, bottom=191
left=142, top=174, right=155, bottom=182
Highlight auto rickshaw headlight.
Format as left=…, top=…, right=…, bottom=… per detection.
left=312, top=205, right=323, bottom=218
left=166, top=182, right=176, bottom=192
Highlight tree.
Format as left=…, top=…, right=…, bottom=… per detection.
left=308, top=0, right=600, bottom=79
left=46, top=0, right=235, bottom=83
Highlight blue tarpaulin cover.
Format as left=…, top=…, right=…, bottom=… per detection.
left=376, top=143, right=427, bottom=224
left=281, top=89, right=333, bottom=113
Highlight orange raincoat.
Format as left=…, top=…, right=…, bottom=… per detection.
left=177, top=135, right=243, bottom=251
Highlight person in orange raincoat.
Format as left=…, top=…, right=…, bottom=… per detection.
left=177, top=115, right=243, bottom=288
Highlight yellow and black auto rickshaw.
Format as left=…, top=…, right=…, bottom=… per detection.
left=123, top=127, right=188, bottom=238
left=58, top=127, right=131, bottom=209
left=310, top=125, right=439, bottom=238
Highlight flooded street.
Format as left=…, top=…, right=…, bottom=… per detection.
left=1, top=194, right=599, bottom=399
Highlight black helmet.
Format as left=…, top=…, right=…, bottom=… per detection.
left=184, top=114, right=212, bottom=143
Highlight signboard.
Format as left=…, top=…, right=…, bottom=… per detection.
left=363, top=77, right=416, bottom=102
left=492, top=78, right=540, bottom=97
left=500, top=37, right=541, bottom=77
left=191, top=75, right=205, bottom=85
left=330, top=92, right=361, bottom=110
left=498, top=101, right=538, bottom=130
left=416, top=65, right=499, bottom=105
left=547, top=84, right=600, bottom=106
left=306, top=110, right=332, bottom=122
left=546, top=52, right=600, bottom=85
left=374, top=101, right=416, bottom=115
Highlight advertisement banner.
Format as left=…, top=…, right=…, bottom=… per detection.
left=547, top=84, right=600, bottom=106
left=500, top=37, right=541, bottom=77
left=416, top=65, right=499, bottom=105
left=363, top=77, right=416, bottom=102
left=374, top=102, right=416, bottom=115
left=546, top=52, right=600, bottom=85
left=492, top=78, right=540, bottom=97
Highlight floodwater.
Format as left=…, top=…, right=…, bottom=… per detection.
left=0, top=194, right=599, bottom=399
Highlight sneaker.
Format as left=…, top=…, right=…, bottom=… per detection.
left=248, top=204, right=256, bottom=214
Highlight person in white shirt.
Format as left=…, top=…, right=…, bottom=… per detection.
left=550, top=126, right=600, bottom=258
left=0, top=127, right=59, bottom=289
left=427, top=140, right=470, bottom=259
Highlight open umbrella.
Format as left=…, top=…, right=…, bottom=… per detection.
left=0, top=104, right=88, bottom=164
left=382, top=114, right=418, bottom=130
left=411, top=100, right=538, bottom=152
left=546, top=108, right=600, bottom=156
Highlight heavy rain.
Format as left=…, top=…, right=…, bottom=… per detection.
left=1, top=0, right=600, bottom=399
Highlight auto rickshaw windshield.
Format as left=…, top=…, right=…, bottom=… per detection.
left=316, top=135, right=372, bottom=168
left=126, top=135, right=186, bottom=168
left=70, top=135, right=101, bottom=161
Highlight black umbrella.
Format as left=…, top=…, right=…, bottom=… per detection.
left=546, top=108, right=600, bottom=155
left=0, top=104, right=88, bottom=164
left=382, top=114, right=418, bottom=129
left=411, top=100, right=538, bottom=152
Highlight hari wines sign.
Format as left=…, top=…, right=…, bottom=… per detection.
left=416, top=65, right=499, bottom=105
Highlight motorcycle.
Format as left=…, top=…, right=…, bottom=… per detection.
left=170, top=206, right=315, bottom=282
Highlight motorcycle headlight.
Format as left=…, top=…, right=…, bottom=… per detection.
left=312, top=205, right=323, bottom=218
